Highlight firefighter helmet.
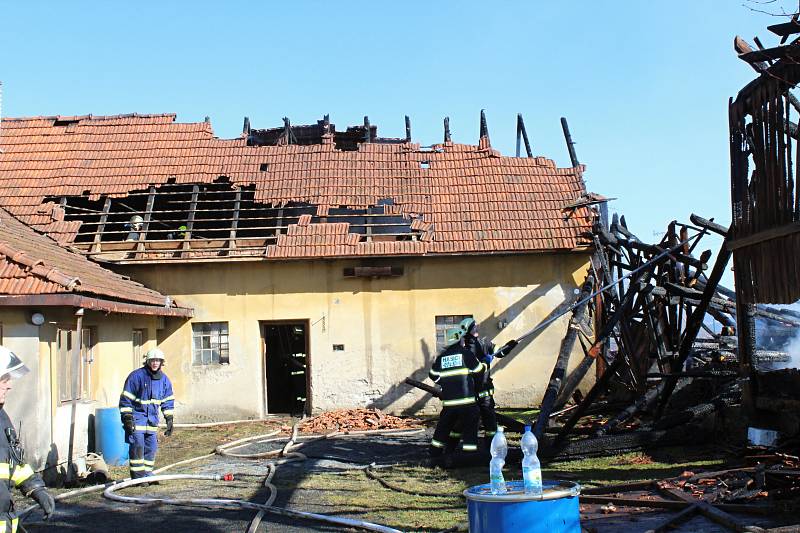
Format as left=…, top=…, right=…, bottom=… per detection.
left=144, top=348, right=165, bottom=363
left=0, top=346, right=29, bottom=380
left=445, top=327, right=464, bottom=344
left=459, top=317, right=477, bottom=336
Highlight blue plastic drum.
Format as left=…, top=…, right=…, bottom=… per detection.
left=464, top=480, right=581, bottom=533
left=94, top=407, right=129, bottom=466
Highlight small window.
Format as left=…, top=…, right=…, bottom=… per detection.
left=132, top=329, right=146, bottom=368
left=260, top=163, right=269, bottom=171
left=434, top=314, right=473, bottom=353
left=420, top=161, right=430, bottom=170
left=192, top=322, right=229, bottom=365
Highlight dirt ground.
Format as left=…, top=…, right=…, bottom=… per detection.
left=14, top=416, right=799, bottom=532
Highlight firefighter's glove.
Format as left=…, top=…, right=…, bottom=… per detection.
left=164, top=416, right=174, bottom=437
left=482, top=354, right=494, bottom=365
left=122, top=414, right=135, bottom=436
left=30, top=487, right=55, bottom=520
left=499, top=339, right=518, bottom=357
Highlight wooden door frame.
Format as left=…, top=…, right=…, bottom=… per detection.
left=259, top=319, right=311, bottom=415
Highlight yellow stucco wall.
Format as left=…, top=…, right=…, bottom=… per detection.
left=120, top=252, right=592, bottom=421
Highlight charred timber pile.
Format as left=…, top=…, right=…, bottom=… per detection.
left=534, top=213, right=800, bottom=460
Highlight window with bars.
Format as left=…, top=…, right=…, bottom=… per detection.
left=434, top=314, right=473, bottom=353
left=192, top=322, right=229, bottom=365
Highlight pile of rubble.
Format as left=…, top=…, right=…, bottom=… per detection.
left=299, top=408, right=422, bottom=433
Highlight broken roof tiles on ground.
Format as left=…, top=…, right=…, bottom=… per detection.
left=0, top=113, right=592, bottom=262
left=0, top=207, right=184, bottom=309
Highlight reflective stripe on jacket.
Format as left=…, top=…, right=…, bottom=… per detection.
left=429, top=343, right=485, bottom=406
left=119, top=367, right=175, bottom=432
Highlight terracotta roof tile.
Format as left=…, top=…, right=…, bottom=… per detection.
left=0, top=114, right=593, bottom=259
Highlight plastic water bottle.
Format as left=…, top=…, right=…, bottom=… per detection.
left=521, top=425, right=543, bottom=496
left=489, top=426, right=507, bottom=494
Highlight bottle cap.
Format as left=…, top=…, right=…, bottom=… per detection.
left=497, top=426, right=504, bottom=432
left=524, top=425, right=531, bottom=433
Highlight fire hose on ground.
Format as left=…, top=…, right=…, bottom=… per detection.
left=17, top=421, right=425, bottom=533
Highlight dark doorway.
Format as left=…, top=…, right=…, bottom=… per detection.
left=263, top=322, right=309, bottom=415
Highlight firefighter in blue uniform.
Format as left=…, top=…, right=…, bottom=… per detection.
left=0, top=346, right=55, bottom=531
left=428, top=327, right=486, bottom=456
left=119, top=348, right=175, bottom=482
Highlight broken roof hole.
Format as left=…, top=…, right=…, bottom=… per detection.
left=260, top=163, right=269, bottom=172
left=53, top=118, right=80, bottom=127
left=45, top=187, right=423, bottom=261
left=420, top=161, right=431, bottom=170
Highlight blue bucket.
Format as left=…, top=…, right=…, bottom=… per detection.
left=94, top=407, right=129, bottom=466
left=464, top=480, right=581, bottom=533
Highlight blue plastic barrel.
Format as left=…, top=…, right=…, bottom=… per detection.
left=94, top=407, right=129, bottom=466
left=464, top=480, right=581, bottom=533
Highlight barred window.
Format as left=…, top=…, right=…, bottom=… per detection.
left=192, top=322, right=229, bottom=365
left=434, top=314, right=472, bottom=353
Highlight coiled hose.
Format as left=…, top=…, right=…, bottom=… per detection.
left=18, top=421, right=424, bottom=533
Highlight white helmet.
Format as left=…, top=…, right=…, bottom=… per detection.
left=0, top=346, right=29, bottom=380
left=144, top=348, right=165, bottom=363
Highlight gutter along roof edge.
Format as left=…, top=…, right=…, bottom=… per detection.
left=0, top=294, right=193, bottom=317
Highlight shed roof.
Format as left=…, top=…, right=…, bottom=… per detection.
left=0, top=207, right=181, bottom=308
left=0, top=113, right=593, bottom=261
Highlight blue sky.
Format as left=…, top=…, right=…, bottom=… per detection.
left=0, top=1, right=792, bottom=286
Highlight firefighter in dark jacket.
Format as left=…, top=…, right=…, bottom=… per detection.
left=0, top=346, right=55, bottom=531
left=119, top=348, right=175, bottom=482
left=460, top=318, right=518, bottom=441
left=428, top=327, right=486, bottom=456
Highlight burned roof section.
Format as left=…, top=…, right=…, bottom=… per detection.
left=0, top=113, right=592, bottom=263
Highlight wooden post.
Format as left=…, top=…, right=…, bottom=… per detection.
left=136, top=186, right=156, bottom=258
left=479, top=109, right=490, bottom=144
left=181, top=185, right=199, bottom=257
left=227, top=189, right=241, bottom=253
left=655, top=229, right=732, bottom=417
left=516, top=114, right=533, bottom=157
left=91, top=198, right=112, bottom=254
left=533, top=273, right=595, bottom=441
left=561, top=117, right=580, bottom=167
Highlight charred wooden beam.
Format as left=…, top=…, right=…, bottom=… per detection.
left=405, top=115, right=411, bottom=143
left=560, top=117, right=579, bottom=167
left=479, top=109, right=490, bottom=144
left=655, top=228, right=732, bottom=417
left=689, top=214, right=728, bottom=237
left=180, top=185, right=199, bottom=258
left=363, top=116, right=371, bottom=143
left=91, top=197, right=112, bottom=254
left=533, top=273, right=595, bottom=441
left=443, top=116, right=451, bottom=143
left=136, top=186, right=156, bottom=258
left=226, top=189, right=242, bottom=253
left=516, top=113, right=533, bottom=158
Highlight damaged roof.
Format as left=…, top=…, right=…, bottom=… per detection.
left=0, top=207, right=183, bottom=308
left=0, top=113, right=592, bottom=262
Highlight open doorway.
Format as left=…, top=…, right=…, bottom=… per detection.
left=262, top=321, right=309, bottom=415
